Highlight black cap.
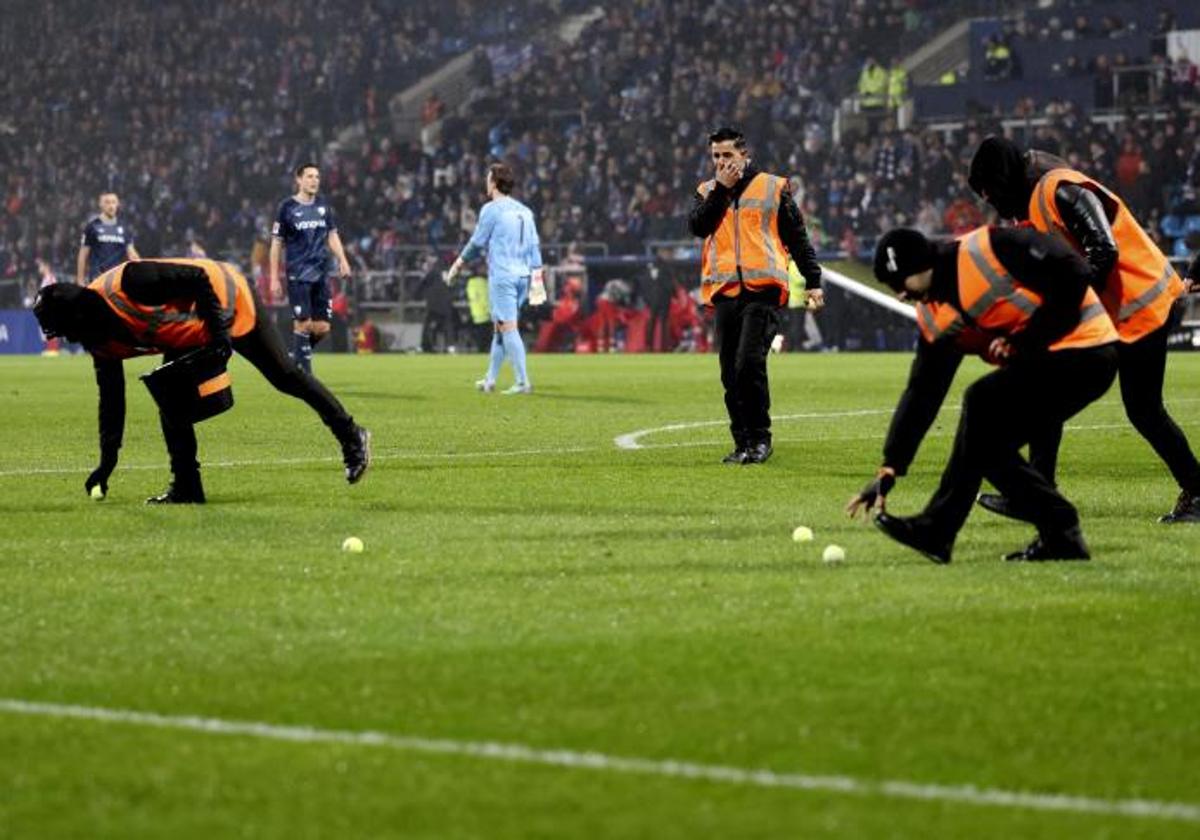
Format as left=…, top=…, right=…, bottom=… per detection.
left=874, top=228, right=934, bottom=292
left=32, top=282, right=88, bottom=340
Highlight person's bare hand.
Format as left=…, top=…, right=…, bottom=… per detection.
left=715, top=158, right=743, bottom=188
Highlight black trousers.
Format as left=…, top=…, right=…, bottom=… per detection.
left=920, top=344, right=1119, bottom=545
left=421, top=306, right=457, bottom=352
left=713, top=293, right=781, bottom=447
left=161, top=292, right=356, bottom=479
left=1025, top=316, right=1200, bottom=495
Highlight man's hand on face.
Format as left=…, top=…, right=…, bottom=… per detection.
left=715, top=158, right=744, bottom=189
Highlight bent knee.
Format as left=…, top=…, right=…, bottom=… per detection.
left=496, top=320, right=517, bottom=333
left=293, top=318, right=313, bottom=332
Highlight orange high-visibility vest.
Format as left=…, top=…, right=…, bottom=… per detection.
left=88, top=258, right=257, bottom=359
left=1028, top=168, right=1182, bottom=342
left=955, top=227, right=1117, bottom=353
left=697, top=173, right=791, bottom=305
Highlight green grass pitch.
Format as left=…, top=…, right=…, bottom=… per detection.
left=1, top=351, right=1197, bottom=838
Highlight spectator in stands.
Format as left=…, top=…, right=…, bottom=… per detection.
left=983, top=36, right=1013, bottom=81
left=858, top=57, right=889, bottom=113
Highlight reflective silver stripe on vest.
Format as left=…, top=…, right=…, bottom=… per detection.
left=215, top=262, right=239, bottom=322
left=740, top=267, right=791, bottom=285
left=103, top=270, right=164, bottom=337
left=702, top=272, right=740, bottom=286
left=759, top=175, right=780, bottom=276
left=1116, top=262, right=1175, bottom=322
left=917, top=305, right=963, bottom=341
left=1078, top=301, right=1106, bottom=323
left=962, top=232, right=1036, bottom=317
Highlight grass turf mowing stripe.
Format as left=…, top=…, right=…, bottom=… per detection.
left=1, top=698, right=1197, bottom=825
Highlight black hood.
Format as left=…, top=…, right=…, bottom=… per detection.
left=968, top=136, right=1034, bottom=220
left=32, top=283, right=107, bottom=344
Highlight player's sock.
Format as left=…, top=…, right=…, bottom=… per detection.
left=486, top=333, right=505, bottom=384
left=501, top=329, right=528, bottom=385
left=292, top=332, right=313, bottom=374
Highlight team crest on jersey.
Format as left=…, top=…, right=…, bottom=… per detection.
left=318, top=207, right=326, bottom=216
left=117, top=227, right=124, bottom=235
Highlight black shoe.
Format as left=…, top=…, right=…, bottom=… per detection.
left=1003, top=526, right=1090, bottom=561
left=874, top=513, right=952, bottom=564
left=742, top=442, right=773, bottom=465
left=1159, top=490, right=1200, bottom=524
left=343, top=426, right=372, bottom=484
left=146, top=479, right=206, bottom=504
left=721, top=448, right=748, bottom=465
left=976, top=493, right=1037, bottom=523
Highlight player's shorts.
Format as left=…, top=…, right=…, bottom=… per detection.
left=488, top=274, right=528, bottom=323
left=287, top=279, right=332, bottom=322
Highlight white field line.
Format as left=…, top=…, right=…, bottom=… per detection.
left=2, top=397, right=1198, bottom=478
left=0, top=698, right=1196, bottom=824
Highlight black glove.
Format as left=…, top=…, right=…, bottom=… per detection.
left=85, top=450, right=119, bottom=497
left=859, top=469, right=895, bottom=506
left=208, top=331, right=233, bottom=362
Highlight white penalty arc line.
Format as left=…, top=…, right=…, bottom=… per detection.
left=0, top=699, right=1196, bottom=824
left=614, top=409, right=896, bottom=450
left=614, top=397, right=1200, bottom=451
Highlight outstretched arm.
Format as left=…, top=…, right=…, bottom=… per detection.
left=87, top=357, right=126, bottom=497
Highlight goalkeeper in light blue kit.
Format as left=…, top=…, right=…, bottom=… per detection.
left=446, top=162, right=545, bottom=394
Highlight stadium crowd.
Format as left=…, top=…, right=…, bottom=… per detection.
left=0, top=0, right=584, bottom=283
left=2, top=0, right=1199, bottom=292
left=323, top=0, right=1200, bottom=270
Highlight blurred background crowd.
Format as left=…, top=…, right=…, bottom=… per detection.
left=2, top=0, right=1199, bottom=350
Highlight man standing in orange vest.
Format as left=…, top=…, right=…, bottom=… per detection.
left=33, top=259, right=370, bottom=503
left=968, top=136, right=1199, bottom=523
left=847, top=226, right=1119, bottom=563
left=688, top=127, right=825, bottom=465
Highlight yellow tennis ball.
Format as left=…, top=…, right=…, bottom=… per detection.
left=341, top=536, right=364, bottom=554
left=822, top=544, right=846, bottom=564
left=791, top=525, right=814, bottom=543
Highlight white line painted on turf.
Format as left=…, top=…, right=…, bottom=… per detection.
left=614, top=398, right=1200, bottom=451
left=2, top=399, right=1199, bottom=479
left=0, top=698, right=1196, bottom=824
left=0, top=445, right=597, bottom=479
left=614, top=409, right=897, bottom=450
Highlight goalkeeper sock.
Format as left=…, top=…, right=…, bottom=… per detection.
left=485, top=332, right=505, bottom=384
left=501, top=329, right=528, bottom=385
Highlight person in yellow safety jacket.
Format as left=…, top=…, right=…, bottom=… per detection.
left=783, top=260, right=823, bottom=351
left=857, top=57, right=889, bottom=109
left=687, top=126, right=825, bottom=465
left=32, top=258, right=370, bottom=504
left=465, top=270, right=491, bottom=351
left=847, top=225, right=1119, bottom=564
left=969, top=136, right=1200, bottom=522
left=887, top=59, right=908, bottom=109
